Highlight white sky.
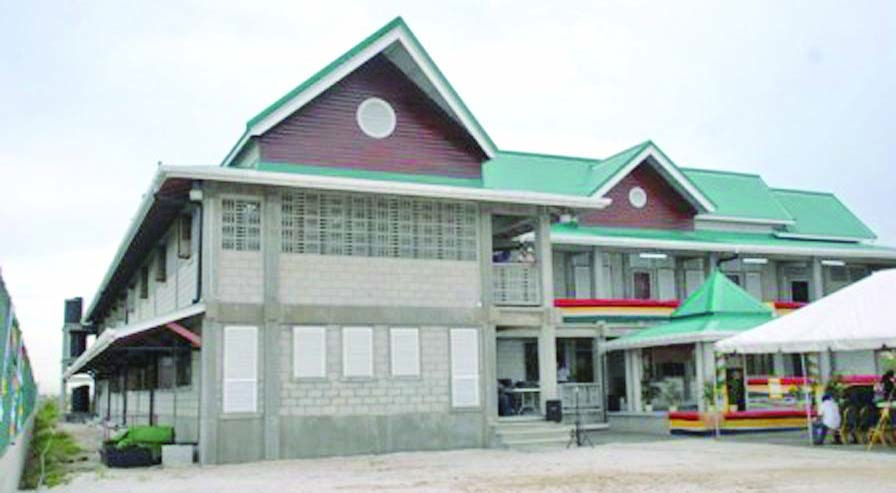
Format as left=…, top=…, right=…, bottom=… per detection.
left=1, top=1, right=894, bottom=394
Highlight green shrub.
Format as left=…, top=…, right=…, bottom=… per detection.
left=19, top=400, right=81, bottom=490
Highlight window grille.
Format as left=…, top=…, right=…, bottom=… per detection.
left=222, top=199, right=261, bottom=251
left=281, top=189, right=477, bottom=261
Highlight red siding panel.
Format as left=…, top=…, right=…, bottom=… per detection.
left=258, top=55, right=486, bottom=178
left=581, top=164, right=696, bottom=230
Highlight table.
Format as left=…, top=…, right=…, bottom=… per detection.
left=507, top=388, right=541, bottom=415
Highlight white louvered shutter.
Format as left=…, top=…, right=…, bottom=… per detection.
left=450, top=328, right=480, bottom=407
left=293, top=326, right=327, bottom=378
left=390, top=328, right=420, bottom=377
left=223, top=326, right=258, bottom=413
left=342, top=327, right=374, bottom=377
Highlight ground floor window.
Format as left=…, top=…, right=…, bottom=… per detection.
left=223, top=325, right=258, bottom=414
left=450, top=328, right=480, bottom=408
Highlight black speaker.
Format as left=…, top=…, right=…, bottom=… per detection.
left=546, top=399, right=562, bottom=422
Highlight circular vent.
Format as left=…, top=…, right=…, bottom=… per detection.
left=628, top=186, right=648, bottom=208
left=356, top=97, right=396, bottom=139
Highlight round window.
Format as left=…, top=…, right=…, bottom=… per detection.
left=356, top=97, right=396, bottom=139
left=628, top=186, right=647, bottom=208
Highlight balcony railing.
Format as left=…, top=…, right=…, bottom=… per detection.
left=559, top=382, right=603, bottom=413
left=492, top=263, right=541, bottom=306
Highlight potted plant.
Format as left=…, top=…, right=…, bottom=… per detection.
left=641, top=379, right=659, bottom=412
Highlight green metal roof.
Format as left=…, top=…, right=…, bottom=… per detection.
left=482, top=151, right=602, bottom=196
left=672, top=270, right=772, bottom=319
left=681, top=168, right=793, bottom=223
left=606, top=270, right=773, bottom=350
left=772, top=189, right=877, bottom=240
left=551, top=223, right=896, bottom=256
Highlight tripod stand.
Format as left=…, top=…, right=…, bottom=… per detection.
left=567, top=387, right=594, bottom=448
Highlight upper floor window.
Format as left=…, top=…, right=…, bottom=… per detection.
left=222, top=199, right=261, bottom=251
left=791, top=280, right=809, bottom=303
left=281, top=190, right=477, bottom=261
left=177, top=214, right=193, bottom=259
left=632, top=271, right=651, bottom=300
left=628, top=186, right=647, bottom=208
left=139, top=265, right=149, bottom=299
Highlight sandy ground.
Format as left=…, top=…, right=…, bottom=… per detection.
left=46, top=433, right=896, bottom=493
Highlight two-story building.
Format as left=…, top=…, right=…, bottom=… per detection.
left=63, top=17, right=896, bottom=463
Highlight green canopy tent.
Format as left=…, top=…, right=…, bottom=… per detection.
left=603, top=270, right=774, bottom=426
left=603, top=270, right=774, bottom=352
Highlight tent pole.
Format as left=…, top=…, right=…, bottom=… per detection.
left=800, top=352, right=813, bottom=446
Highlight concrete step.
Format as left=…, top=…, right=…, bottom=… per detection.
left=493, top=419, right=574, bottom=450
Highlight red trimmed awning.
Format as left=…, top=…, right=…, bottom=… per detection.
left=555, top=298, right=681, bottom=308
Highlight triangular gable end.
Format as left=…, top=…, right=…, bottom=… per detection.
left=222, top=17, right=497, bottom=167
left=590, top=142, right=716, bottom=214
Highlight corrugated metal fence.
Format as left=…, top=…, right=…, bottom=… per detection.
left=0, top=273, right=37, bottom=457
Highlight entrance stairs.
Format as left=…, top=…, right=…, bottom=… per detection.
left=492, top=416, right=575, bottom=450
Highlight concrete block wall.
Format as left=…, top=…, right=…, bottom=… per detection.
left=278, top=256, right=480, bottom=307
left=217, top=250, right=263, bottom=304
left=279, top=326, right=450, bottom=416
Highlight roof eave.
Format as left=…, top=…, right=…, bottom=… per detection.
left=550, top=232, right=896, bottom=260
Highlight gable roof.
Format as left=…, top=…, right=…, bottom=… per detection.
left=681, top=168, right=794, bottom=225
left=222, top=17, right=497, bottom=166
left=772, top=188, right=877, bottom=241
left=603, top=270, right=773, bottom=351
left=588, top=141, right=717, bottom=213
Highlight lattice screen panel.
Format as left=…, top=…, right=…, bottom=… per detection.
left=222, top=198, right=262, bottom=251
left=282, top=190, right=477, bottom=261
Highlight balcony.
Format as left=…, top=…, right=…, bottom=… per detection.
left=492, top=263, right=541, bottom=306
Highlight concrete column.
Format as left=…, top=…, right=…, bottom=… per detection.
left=811, top=257, right=824, bottom=301
left=538, top=325, right=558, bottom=413
left=198, top=320, right=219, bottom=464
left=198, top=187, right=219, bottom=465
left=592, top=248, right=607, bottom=298
left=631, top=349, right=643, bottom=411
left=479, top=207, right=494, bottom=308
left=262, top=190, right=282, bottom=461
left=695, top=343, right=705, bottom=411
left=535, top=209, right=554, bottom=308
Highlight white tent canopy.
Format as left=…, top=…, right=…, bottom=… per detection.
left=716, top=269, right=896, bottom=354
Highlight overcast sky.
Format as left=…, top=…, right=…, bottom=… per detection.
left=1, top=1, right=894, bottom=394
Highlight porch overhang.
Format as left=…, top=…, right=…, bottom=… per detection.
left=64, top=304, right=205, bottom=379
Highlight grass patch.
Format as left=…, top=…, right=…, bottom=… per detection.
left=20, top=399, right=82, bottom=489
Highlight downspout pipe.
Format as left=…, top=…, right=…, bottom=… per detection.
left=190, top=183, right=204, bottom=304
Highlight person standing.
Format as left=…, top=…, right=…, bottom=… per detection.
left=815, top=394, right=842, bottom=445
